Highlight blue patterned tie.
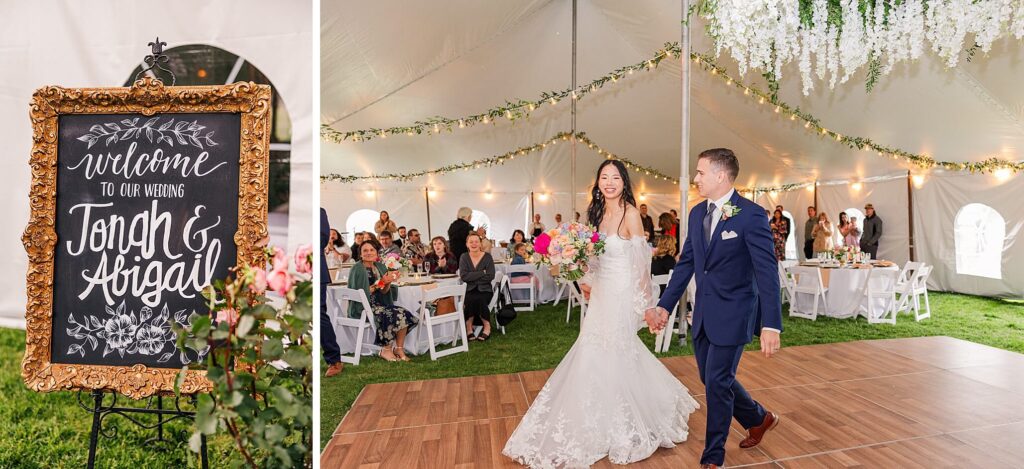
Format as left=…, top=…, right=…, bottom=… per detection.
left=704, top=202, right=716, bottom=245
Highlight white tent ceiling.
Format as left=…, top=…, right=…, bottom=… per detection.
left=321, top=0, right=1024, bottom=193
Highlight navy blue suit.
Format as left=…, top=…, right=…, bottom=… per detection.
left=320, top=208, right=341, bottom=365
left=656, top=190, right=782, bottom=466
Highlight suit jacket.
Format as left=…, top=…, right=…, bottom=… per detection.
left=320, top=208, right=330, bottom=285
left=656, top=191, right=782, bottom=346
left=860, top=215, right=883, bottom=249
left=448, top=218, right=473, bottom=261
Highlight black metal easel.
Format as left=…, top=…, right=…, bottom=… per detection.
left=80, top=390, right=208, bottom=468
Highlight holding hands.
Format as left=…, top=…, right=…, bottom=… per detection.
left=644, top=306, right=669, bottom=334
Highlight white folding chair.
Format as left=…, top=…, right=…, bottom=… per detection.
left=899, top=265, right=932, bottom=321
left=331, top=287, right=377, bottom=366
left=778, top=263, right=797, bottom=306
left=787, top=266, right=828, bottom=321
left=504, top=264, right=538, bottom=311
left=895, top=261, right=924, bottom=291
left=861, top=268, right=899, bottom=324
left=419, top=284, right=470, bottom=361
left=565, top=281, right=588, bottom=324
left=651, top=273, right=680, bottom=353
left=488, top=272, right=507, bottom=335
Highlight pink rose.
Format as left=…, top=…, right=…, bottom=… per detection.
left=294, top=244, right=313, bottom=274
left=533, top=233, right=551, bottom=255
left=216, top=308, right=239, bottom=328
left=267, top=268, right=294, bottom=296
left=250, top=267, right=268, bottom=294
left=591, top=232, right=600, bottom=243
left=271, top=246, right=288, bottom=272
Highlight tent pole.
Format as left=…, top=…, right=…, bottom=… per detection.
left=907, top=171, right=915, bottom=261
left=680, top=0, right=691, bottom=231
left=424, top=187, right=432, bottom=239
left=570, top=0, right=577, bottom=224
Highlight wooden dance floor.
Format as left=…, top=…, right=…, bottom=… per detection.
left=322, top=337, right=1024, bottom=467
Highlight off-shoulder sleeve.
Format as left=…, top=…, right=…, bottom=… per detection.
left=629, top=237, right=654, bottom=329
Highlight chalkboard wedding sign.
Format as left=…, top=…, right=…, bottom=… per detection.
left=23, top=77, right=270, bottom=398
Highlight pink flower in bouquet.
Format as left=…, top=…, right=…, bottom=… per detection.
left=562, top=246, right=577, bottom=259
left=294, top=244, right=313, bottom=274
left=591, top=232, right=600, bottom=243
left=250, top=267, right=268, bottom=295
left=267, top=267, right=294, bottom=296
left=271, top=246, right=288, bottom=272
left=533, top=233, right=551, bottom=255
left=216, top=307, right=240, bottom=328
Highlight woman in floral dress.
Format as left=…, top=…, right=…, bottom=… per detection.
left=347, top=240, right=418, bottom=362
left=770, top=209, right=788, bottom=261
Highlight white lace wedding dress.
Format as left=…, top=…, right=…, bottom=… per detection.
left=503, top=235, right=699, bottom=468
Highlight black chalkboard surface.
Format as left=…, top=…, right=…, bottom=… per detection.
left=52, top=113, right=240, bottom=369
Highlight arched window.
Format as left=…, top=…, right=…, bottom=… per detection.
left=471, top=210, right=492, bottom=237
left=125, top=44, right=292, bottom=244
left=345, top=210, right=380, bottom=245
left=955, top=203, right=1005, bottom=279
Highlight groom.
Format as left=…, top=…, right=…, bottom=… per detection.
left=646, top=148, right=782, bottom=469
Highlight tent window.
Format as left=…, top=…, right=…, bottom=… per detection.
left=782, top=211, right=797, bottom=260
left=471, top=210, right=492, bottom=237
left=954, top=203, right=1004, bottom=280
left=346, top=209, right=380, bottom=245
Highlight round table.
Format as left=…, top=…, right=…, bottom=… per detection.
left=792, top=264, right=899, bottom=318
left=393, top=276, right=462, bottom=355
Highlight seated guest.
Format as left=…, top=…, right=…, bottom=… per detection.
left=508, top=229, right=527, bottom=257
left=324, top=229, right=352, bottom=267
left=347, top=240, right=417, bottom=362
left=423, top=236, right=458, bottom=274
left=378, top=230, right=401, bottom=258
left=509, top=242, right=532, bottom=282
left=401, top=228, right=428, bottom=262
left=812, top=212, right=835, bottom=255
left=395, top=226, right=407, bottom=248
left=350, top=232, right=366, bottom=262
left=459, top=234, right=495, bottom=341
left=651, top=236, right=677, bottom=277
left=374, top=211, right=398, bottom=237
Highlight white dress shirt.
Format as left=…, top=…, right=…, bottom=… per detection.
left=707, top=189, right=780, bottom=335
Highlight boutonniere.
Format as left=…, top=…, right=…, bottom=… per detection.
left=721, top=201, right=741, bottom=221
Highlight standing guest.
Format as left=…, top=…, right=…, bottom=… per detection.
left=374, top=211, right=398, bottom=236
left=379, top=230, right=401, bottom=258
left=401, top=228, right=428, bottom=265
left=448, top=207, right=474, bottom=261
left=860, top=203, right=883, bottom=259
left=508, top=229, right=527, bottom=257
left=423, top=237, right=458, bottom=275
left=395, top=226, right=407, bottom=248
left=530, top=213, right=546, bottom=239
left=459, top=234, right=495, bottom=341
left=658, top=212, right=677, bottom=244
left=775, top=205, right=792, bottom=244
left=770, top=209, right=789, bottom=261
left=347, top=241, right=417, bottom=362
left=320, top=209, right=344, bottom=377
left=670, top=209, right=680, bottom=224
left=804, top=206, right=817, bottom=260
left=574, top=212, right=581, bottom=223
left=811, top=213, right=834, bottom=255
left=351, top=232, right=366, bottom=262
left=639, top=204, right=656, bottom=242
left=838, top=212, right=861, bottom=247
left=324, top=229, right=352, bottom=267
left=554, top=213, right=563, bottom=226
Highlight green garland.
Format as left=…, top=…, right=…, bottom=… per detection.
left=321, top=43, right=682, bottom=143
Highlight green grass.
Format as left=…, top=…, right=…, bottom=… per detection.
left=320, top=291, right=1024, bottom=446
left=0, top=328, right=240, bottom=468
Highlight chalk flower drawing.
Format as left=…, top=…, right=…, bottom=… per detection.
left=65, top=300, right=210, bottom=364
left=76, top=117, right=218, bottom=150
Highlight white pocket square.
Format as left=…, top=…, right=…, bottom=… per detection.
left=721, top=230, right=738, bottom=240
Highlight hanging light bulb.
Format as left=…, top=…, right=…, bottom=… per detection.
left=459, top=119, right=465, bottom=128
left=433, top=124, right=440, bottom=133
left=482, top=115, right=490, bottom=124
left=550, top=97, right=558, bottom=105
left=744, top=88, right=750, bottom=95
left=505, top=110, right=512, bottom=119
left=804, top=121, right=811, bottom=128
left=528, top=103, right=535, bottom=111
left=380, top=130, right=387, bottom=139
left=774, top=106, right=781, bottom=113
left=790, top=114, right=796, bottom=121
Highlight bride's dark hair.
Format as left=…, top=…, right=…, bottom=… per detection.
left=587, top=160, right=637, bottom=232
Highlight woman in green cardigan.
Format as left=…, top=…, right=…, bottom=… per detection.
left=348, top=241, right=418, bottom=362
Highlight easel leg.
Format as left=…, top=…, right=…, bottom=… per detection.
left=87, top=390, right=103, bottom=469
left=200, top=433, right=209, bottom=469
left=156, top=395, right=164, bottom=442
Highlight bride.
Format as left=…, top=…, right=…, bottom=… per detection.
left=503, top=160, right=699, bottom=468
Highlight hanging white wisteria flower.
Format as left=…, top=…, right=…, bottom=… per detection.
left=700, top=0, right=1024, bottom=95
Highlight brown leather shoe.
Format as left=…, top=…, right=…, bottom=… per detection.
left=739, top=411, right=780, bottom=449
left=325, top=362, right=344, bottom=377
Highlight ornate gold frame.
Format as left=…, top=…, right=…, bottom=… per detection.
left=22, top=77, right=271, bottom=399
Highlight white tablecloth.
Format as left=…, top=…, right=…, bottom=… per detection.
left=393, top=277, right=461, bottom=355
left=495, top=262, right=565, bottom=303
left=793, top=265, right=899, bottom=318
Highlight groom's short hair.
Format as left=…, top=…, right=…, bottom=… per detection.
left=698, top=148, right=739, bottom=182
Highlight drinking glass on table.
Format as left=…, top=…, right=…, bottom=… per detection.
left=424, top=261, right=433, bottom=274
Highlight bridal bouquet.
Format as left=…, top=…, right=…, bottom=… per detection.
left=374, top=252, right=408, bottom=289
left=531, top=223, right=606, bottom=282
